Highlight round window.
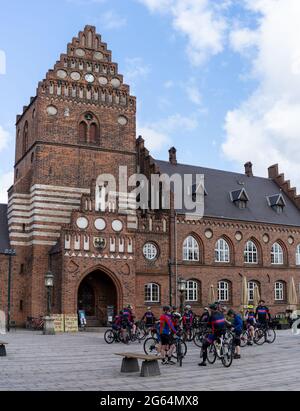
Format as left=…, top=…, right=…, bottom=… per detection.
left=143, top=243, right=158, bottom=261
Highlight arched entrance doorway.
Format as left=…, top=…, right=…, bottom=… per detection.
left=77, top=269, right=118, bottom=326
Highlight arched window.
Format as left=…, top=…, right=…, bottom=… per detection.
left=244, top=240, right=258, bottom=264
left=218, top=281, right=230, bottom=302
left=185, top=280, right=199, bottom=302
left=248, top=281, right=260, bottom=301
left=79, top=121, right=88, bottom=142
left=79, top=113, right=100, bottom=144
left=275, top=281, right=285, bottom=301
left=183, top=236, right=199, bottom=261
left=89, top=123, right=99, bottom=144
left=296, top=244, right=300, bottom=265
left=145, top=283, right=160, bottom=303
left=271, top=242, right=284, bottom=265
left=22, top=121, right=29, bottom=155
left=215, top=238, right=230, bottom=263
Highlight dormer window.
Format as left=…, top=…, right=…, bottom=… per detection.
left=230, top=188, right=249, bottom=209
left=191, top=183, right=207, bottom=202
left=267, top=194, right=286, bottom=214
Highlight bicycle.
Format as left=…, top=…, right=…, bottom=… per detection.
left=201, top=333, right=233, bottom=368
left=173, top=332, right=187, bottom=367
left=104, top=328, right=121, bottom=344
left=254, top=323, right=276, bottom=345
left=26, top=316, right=44, bottom=331
left=144, top=336, right=161, bottom=356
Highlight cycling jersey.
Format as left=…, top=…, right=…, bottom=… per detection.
left=208, top=312, right=226, bottom=334
left=245, top=311, right=256, bottom=326
left=142, top=311, right=155, bottom=326
left=232, top=313, right=243, bottom=333
left=255, top=306, right=270, bottom=323
left=112, top=315, right=121, bottom=330
left=200, top=312, right=209, bottom=323
left=182, top=311, right=193, bottom=327
left=160, top=314, right=177, bottom=335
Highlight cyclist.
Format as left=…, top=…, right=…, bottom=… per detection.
left=182, top=305, right=194, bottom=328
left=141, top=307, right=156, bottom=330
left=198, top=303, right=226, bottom=367
left=227, top=309, right=243, bottom=359
left=172, top=312, right=182, bottom=331
left=160, top=306, right=177, bottom=365
left=111, top=312, right=122, bottom=337
left=200, top=307, right=210, bottom=323
left=244, top=305, right=256, bottom=345
left=255, top=300, right=271, bottom=327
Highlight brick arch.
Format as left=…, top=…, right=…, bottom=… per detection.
left=244, top=236, right=263, bottom=264
left=76, top=265, right=123, bottom=313
left=182, top=232, right=204, bottom=263
left=215, top=235, right=234, bottom=264
left=271, top=239, right=288, bottom=265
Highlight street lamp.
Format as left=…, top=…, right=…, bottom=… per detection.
left=178, top=278, right=187, bottom=314
left=2, top=249, right=16, bottom=332
left=43, top=270, right=55, bottom=335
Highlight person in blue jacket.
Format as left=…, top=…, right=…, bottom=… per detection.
left=227, top=309, right=244, bottom=359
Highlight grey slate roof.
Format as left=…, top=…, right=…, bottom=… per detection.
left=0, top=204, right=10, bottom=253
left=155, top=160, right=300, bottom=227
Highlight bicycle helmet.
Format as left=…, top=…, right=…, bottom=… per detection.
left=209, top=303, right=218, bottom=310
left=227, top=309, right=235, bottom=316
left=247, top=305, right=254, bottom=310
left=185, top=305, right=192, bottom=310
left=163, top=305, right=171, bottom=312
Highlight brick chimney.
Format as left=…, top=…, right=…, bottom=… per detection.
left=244, top=162, right=253, bottom=177
left=169, top=147, right=177, bottom=166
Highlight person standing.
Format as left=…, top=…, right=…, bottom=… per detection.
left=227, top=309, right=243, bottom=359
left=159, top=306, right=177, bottom=365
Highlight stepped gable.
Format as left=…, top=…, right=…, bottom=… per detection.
left=17, top=25, right=135, bottom=122
left=268, top=164, right=300, bottom=210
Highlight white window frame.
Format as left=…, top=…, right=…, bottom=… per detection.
left=183, top=236, right=199, bottom=262
left=185, top=280, right=198, bottom=302
left=145, top=283, right=160, bottom=303
left=271, top=242, right=284, bottom=265
left=248, top=281, right=258, bottom=302
left=215, top=239, right=230, bottom=263
left=275, top=282, right=284, bottom=301
left=143, top=243, right=158, bottom=261
left=296, top=244, right=300, bottom=266
left=244, top=241, right=258, bottom=264
left=218, top=281, right=229, bottom=302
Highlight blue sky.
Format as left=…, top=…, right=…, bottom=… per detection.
left=1, top=0, right=300, bottom=202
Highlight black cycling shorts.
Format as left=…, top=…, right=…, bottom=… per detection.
left=160, top=334, right=171, bottom=346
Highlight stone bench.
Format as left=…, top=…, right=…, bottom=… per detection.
left=114, top=353, right=161, bottom=377
left=0, top=341, right=8, bottom=357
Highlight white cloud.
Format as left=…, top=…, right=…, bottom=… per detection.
left=124, top=57, right=151, bottom=83
left=223, top=0, right=300, bottom=188
left=138, top=0, right=228, bottom=66
left=98, top=10, right=127, bottom=30
left=0, top=125, right=9, bottom=152
left=0, top=171, right=13, bottom=204
left=185, top=78, right=202, bottom=106
left=138, top=113, right=199, bottom=154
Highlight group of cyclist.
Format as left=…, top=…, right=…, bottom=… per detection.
left=112, top=299, right=272, bottom=366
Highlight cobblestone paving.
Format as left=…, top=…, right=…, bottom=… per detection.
left=0, top=329, right=299, bottom=391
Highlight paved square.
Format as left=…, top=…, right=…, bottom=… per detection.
left=0, top=329, right=299, bottom=391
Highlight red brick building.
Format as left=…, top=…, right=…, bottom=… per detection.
left=0, top=26, right=300, bottom=327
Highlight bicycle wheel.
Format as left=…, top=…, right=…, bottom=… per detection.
left=206, top=344, right=217, bottom=364
left=172, top=340, right=187, bottom=359
left=185, top=328, right=194, bottom=342
left=193, top=332, right=204, bottom=348
left=221, top=342, right=233, bottom=368
left=104, top=330, right=115, bottom=344
left=240, top=330, right=248, bottom=348
left=265, top=328, right=276, bottom=344
left=254, top=328, right=265, bottom=345
left=144, top=337, right=160, bottom=356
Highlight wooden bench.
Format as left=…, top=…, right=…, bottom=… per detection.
left=115, top=353, right=161, bottom=377
left=0, top=341, right=8, bottom=357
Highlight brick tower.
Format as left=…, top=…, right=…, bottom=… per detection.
left=9, top=26, right=138, bottom=325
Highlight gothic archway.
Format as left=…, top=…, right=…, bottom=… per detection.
left=77, top=268, right=119, bottom=326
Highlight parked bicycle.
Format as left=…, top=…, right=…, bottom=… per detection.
left=26, top=316, right=44, bottom=331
